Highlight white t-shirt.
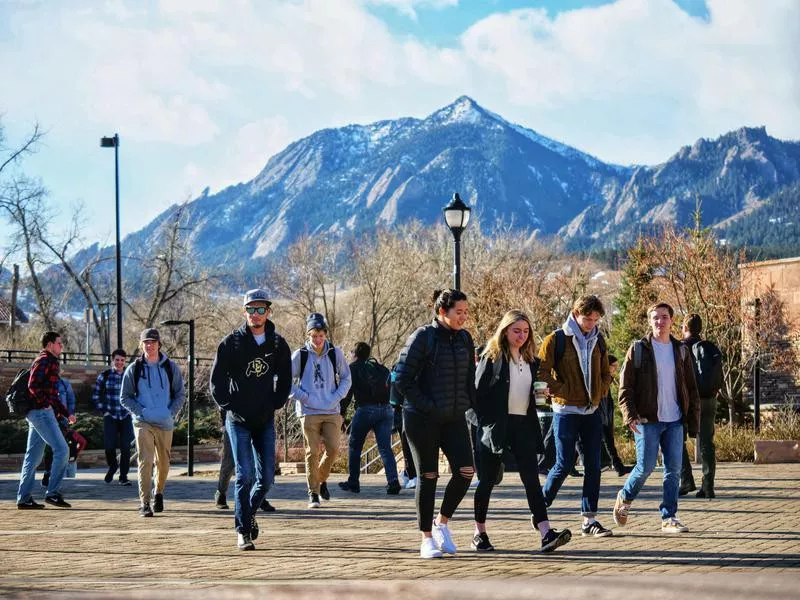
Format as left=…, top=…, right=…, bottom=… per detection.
left=507, top=357, right=532, bottom=416
left=652, top=338, right=682, bottom=423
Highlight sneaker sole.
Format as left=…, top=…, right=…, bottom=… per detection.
left=581, top=529, right=613, bottom=537
left=308, top=503, right=321, bottom=509
left=613, top=514, right=629, bottom=527
left=238, top=544, right=255, bottom=550
left=420, top=552, right=443, bottom=559
left=662, top=528, right=689, bottom=533
left=541, top=530, right=572, bottom=553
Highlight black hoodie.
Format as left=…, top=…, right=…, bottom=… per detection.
left=209, top=321, right=292, bottom=431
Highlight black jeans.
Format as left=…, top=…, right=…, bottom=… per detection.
left=403, top=409, right=473, bottom=532
left=601, top=423, right=624, bottom=471
left=474, top=415, right=549, bottom=526
left=103, top=415, right=135, bottom=480
left=393, top=407, right=416, bottom=479
left=681, top=396, right=717, bottom=492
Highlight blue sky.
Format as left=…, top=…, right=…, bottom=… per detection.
left=0, top=0, right=797, bottom=252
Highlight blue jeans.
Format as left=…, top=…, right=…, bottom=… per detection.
left=17, top=407, right=69, bottom=503
left=347, top=404, right=399, bottom=486
left=543, top=410, right=602, bottom=517
left=225, top=416, right=276, bottom=534
left=621, top=419, right=683, bottom=519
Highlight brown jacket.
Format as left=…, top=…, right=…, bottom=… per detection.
left=537, top=330, right=611, bottom=409
left=618, top=334, right=701, bottom=435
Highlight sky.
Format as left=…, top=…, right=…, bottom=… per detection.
left=0, top=0, right=798, bottom=250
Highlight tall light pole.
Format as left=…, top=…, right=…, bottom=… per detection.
left=100, top=134, right=123, bottom=351
left=443, top=192, right=472, bottom=290
left=160, top=319, right=195, bottom=476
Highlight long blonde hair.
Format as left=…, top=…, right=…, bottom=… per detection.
left=481, top=310, right=538, bottom=364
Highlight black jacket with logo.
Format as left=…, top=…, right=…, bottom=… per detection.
left=210, top=321, right=292, bottom=431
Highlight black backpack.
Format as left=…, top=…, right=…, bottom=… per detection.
left=5, top=368, right=33, bottom=417
left=691, top=340, right=723, bottom=398
left=362, top=358, right=391, bottom=404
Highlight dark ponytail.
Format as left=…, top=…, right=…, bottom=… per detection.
left=432, top=288, right=468, bottom=316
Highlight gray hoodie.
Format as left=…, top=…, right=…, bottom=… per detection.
left=120, top=352, right=185, bottom=430
left=290, top=341, right=351, bottom=417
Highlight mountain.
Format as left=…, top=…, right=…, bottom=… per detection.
left=76, top=97, right=800, bottom=277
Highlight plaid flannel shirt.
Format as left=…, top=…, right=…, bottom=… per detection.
left=28, top=350, right=68, bottom=419
left=92, top=369, right=127, bottom=420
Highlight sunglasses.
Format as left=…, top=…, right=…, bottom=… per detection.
left=246, top=306, right=268, bottom=315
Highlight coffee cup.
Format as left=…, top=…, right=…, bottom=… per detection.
left=533, top=381, right=548, bottom=406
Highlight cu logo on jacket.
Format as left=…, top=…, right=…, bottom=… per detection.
left=246, top=358, right=270, bottom=378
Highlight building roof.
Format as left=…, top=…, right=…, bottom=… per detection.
left=0, top=296, right=29, bottom=324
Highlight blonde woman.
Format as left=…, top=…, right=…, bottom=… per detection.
left=471, top=310, right=572, bottom=553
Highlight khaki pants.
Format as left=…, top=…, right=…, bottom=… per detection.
left=134, top=422, right=173, bottom=505
left=301, top=414, right=342, bottom=494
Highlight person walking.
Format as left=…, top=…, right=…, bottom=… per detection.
left=121, top=328, right=185, bottom=517
left=471, top=310, right=572, bottom=553
left=290, top=313, right=351, bottom=509
left=210, top=288, right=292, bottom=550
left=613, top=302, right=700, bottom=533
left=395, top=289, right=476, bottom=559
left=93, top=349, right=134, bottom=485
left=40, top=376, right=77, bottom=486
left=16, top=331, right=75, bottom=509
left=338, top=342, right=401, bottom=495
left=537, top=295, right=614, bottom=538
left=679, top=313, right=723, bottom=499
left=599, top=355, right=633, bottom=477
left=390, top=364, right=417, bottom=489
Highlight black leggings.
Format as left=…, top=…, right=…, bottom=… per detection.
left=403, top=409, right=473, bottom=532
left=474, top=415, right=549, bottom=527
left=394, top=407, right=417, bottom=479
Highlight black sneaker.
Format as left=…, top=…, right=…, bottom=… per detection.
left=119, top=478, right=132, bottom=487
left=41, top=471, right=50, bottom=488
left=215, top=491, right=229, bottom=510
left=569, top=468, right=583, bottom=477
left=104, top=466, right=117, bottom=484
left=261, top=499, right=276, bottom=512
left=139, top=503, right=153, bottom=517
left=308, top=492, right=321, bottom=509
left=541, top=528, right=572, bottom=553
left=17, top=498, right=45, bottom=510
left=470, top=532, right=495, bottom=551
left=44, top=494, right=71, bottom=508
left=616, top=465, right=633, bottom=476
left=679, top=482, right=697, bottom=496
left=237, top=532, right=255, bottom=550
left=153, top=493, right=164, bottom=513
left=251, top=515, right=259, bottom=540
left=386, top=482, right=402, bottom=495
left=696, top=489, right=716, bottom=499
left=581, top=520, right=613, bottom=537
left=338, top=481, right=360, bottom=493
left=319, top=481, right=331, bottom=500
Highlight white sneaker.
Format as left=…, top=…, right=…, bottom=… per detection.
left=661, top=517, right=689, bottom=533
left=432, top=521, right=457, bottom=554
left=404, top=477, right=417, bottom=490
left=469, top=478, right=480, bottom=488
left=420, top=536, right=443, bottom=559
left=401, top=472, right=410, bottom=488
left=237, top=533, right=255, bottom=550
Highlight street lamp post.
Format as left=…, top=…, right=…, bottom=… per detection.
left=100, top=134, right=123, bottom=351
left=443, top=192, right=472, bottom=290
left=160, top=319, right=196, bottom=476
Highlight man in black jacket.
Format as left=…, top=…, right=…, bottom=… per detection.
left=209, top=288, right=292, bottom=550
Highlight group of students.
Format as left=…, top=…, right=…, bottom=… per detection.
left=14, top=285, right=714, bottom=559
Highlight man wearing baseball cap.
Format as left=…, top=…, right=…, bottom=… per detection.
left=290, top=312, right=351, bottom=509
left=121, top=328, right=185, bottom=517
left=210, top=288, right=292, bottom=550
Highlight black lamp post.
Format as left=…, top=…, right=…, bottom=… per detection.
left=752, top=297, right=761, bottom=433
left=160, top=319, right=195, bottom=475
left=443, top=192, right=472, bottom=290
left=100, top=134, right=123, bottom=351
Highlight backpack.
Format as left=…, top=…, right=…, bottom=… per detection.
left=362, top=358, right=391, bottom=405
left=691, top=340, right=723, bottom=398
left=5, top=368, right=32, bottom=417
left=553, top=328, right=606, bottom=374
left=299, top=346, right=339, bottom=388
left=132, top=358, right=174, bottom=395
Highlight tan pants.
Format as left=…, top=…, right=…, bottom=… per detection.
left=134, top=422, right=173, bottom=505
left=301, top=414, right=342, bottom=494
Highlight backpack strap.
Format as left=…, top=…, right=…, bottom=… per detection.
left=299, top=345, right=339, bottom=386
left=553, top=329, right=566, bottom=374
left=299, top=348, right=309, bottom=380
left=633, top=340, right=644, bottom=370
left=133, top=357, right=174, bottom=396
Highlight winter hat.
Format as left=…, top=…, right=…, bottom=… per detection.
left=306, top=312, right=328, bottom=333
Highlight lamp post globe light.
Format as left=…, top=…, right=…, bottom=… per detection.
left=443, top=192, right=472, bottom=290
left=100, top=133, right=123, bottom=351
left=160, top=319, right=196, bottom=476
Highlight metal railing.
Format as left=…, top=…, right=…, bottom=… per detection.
left=359, top=433, right=402, bottom=474
left=0, top=348, right=215, bottom=367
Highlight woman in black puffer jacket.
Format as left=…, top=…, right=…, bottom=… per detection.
left=395, top=289, right=475, bottom=559
left=471, top=309, right=572, bottom=554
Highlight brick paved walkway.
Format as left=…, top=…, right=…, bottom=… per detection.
left=0, top=462, right=798, bottom=597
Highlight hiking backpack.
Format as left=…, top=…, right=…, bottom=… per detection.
left=5, top=367, right=32, bottom=417
left=691, top=340, right=723, bottom=398
left=362, top=358, right=391, bottom=404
